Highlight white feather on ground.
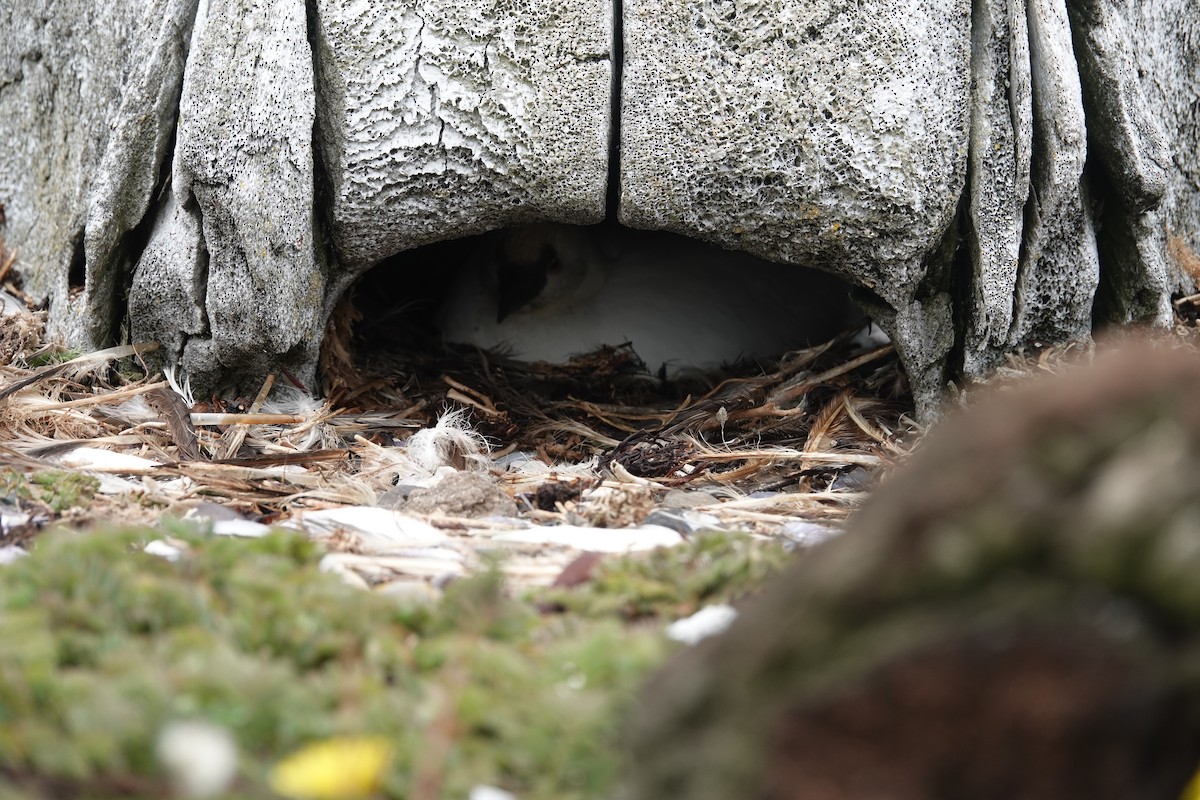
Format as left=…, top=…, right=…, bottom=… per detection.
left=405, top=408, right=491, bottom=473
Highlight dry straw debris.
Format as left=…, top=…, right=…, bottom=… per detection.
left=0, top=285, right=914, bottom=590
left=5, top=250, right=1200, bottom=592
left=38, top=249, right=1167, bottom=590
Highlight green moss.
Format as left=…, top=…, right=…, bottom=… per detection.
left=535, top=531, right=792, bottom=618
left=1, top=469, right=98, bottom=514
left=25, top=349, right=83, bottom=368
left=1, top=525, right=768, bottom=798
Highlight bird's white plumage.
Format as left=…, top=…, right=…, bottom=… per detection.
left=439, top=224, right=854, bottom=375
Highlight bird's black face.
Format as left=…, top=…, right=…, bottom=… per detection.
left=495, top=244, right=560, bottom=322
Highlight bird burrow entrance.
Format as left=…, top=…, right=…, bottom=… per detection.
left=320, top=221, right=901, bottom=467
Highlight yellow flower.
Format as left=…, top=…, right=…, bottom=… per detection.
left=1183, top=767, right=1200, bottom=800
left=270, top=736, right=392, bottom=799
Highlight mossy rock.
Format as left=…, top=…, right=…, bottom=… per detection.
left=624, top=339, right=1200, bottom=800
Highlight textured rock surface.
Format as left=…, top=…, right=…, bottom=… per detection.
left=0, top=0, right=186, bottom=341
left=1006, top=0, right=1098, bottom=348
left=619, top=0, right=972, bottom=409
left=1069, top=0, right=1172, bottom=328
left=79, top=0, right=199, bottom=350
left=1129, top=1, right=1200, bottom=292
left=312, top=0, right=613, bottom=271
left=624, top=339, right=1200, bottom=800
left=130, top=0, right=329, bottom=392
left=620, top=0, right=971, bottom=303
left=1, top=0, right=1197, bottom=410
left=963, top=0, right=1032, bottom=374
left=963, top=0, right=1189, bottom=375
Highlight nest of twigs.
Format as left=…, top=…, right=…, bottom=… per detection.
left=0, top=263, right=918, bottom=546
left=7, top=232, right=1200, bottom=589
left=322, top=282, right=921, bottom=504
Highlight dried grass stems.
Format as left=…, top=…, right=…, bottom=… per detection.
left=0, top=281, right=925, bottom=537
left=322, top=312, right=923, bottom=530
left=12, top=275, right=1199, bottom=544
left=5, top=241, right=1200, bottom=594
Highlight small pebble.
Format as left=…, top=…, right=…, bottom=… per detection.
left=0, top=545, right=29, bottom=565
left=405, top=471, right=516, bottom=518
left=666, top=604, right=739, bottom=645
left=374, top=484, right=423, bottom=509
left=470, top=786, right=518, bottom=800
left=831, top=465, right=873, bottom=492
left=780, top=521, right=843, bottom=546
left=644, top=508, right=723, bottom=536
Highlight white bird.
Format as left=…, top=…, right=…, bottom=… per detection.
left=438, top=223, right=854, bottom=375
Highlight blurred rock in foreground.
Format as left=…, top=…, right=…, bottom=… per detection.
left=624, top=336, right=1200, bottom=800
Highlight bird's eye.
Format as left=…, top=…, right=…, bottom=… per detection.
left=547, top=257, right=563, bottom=275
left=496, top=259, right=549, bottom=322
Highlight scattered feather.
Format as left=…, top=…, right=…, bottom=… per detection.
left=406, top=407, right=491, bottom=472
left=144, top=539, right=186, bottom=561
left=144, top=384, right=201, bottom=461
left=53, top=447, right=160, bottom=472
left=0, top=342, right=158, bottom=402
left=0, top=315, right=925, bottom=587
left=286, top=507, right=449, bottom=550
left=491, top=523, right=683, bottom=552
left=164, top=364, right=196, bottom=407
left=210, top=518, right=271, bottom=537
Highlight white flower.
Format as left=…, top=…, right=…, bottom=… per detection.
left=156, top=720, right=239, bottom=798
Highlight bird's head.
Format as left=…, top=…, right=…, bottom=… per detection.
left=490, top=223, right=598, bottom=321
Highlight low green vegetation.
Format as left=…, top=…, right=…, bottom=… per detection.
left=1, top=468, right=99, bottom=515
left=537, top=531, right=790, bottom=619
left=0, top=524, right=790, bottom=799
left=24, top=348, right=84, bottom=368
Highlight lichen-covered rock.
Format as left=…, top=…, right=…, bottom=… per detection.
left=620, top=0, right=971, bottom=304
left=0, top=0, right=194, bottom=344
left=623, top=337, right=1200, bottom=799
left=1128, top=1, right=1200, bottom=292
left=311, top=0, right=613, bottom=271
left=1, top=0, right=1197, bottom=411
left=136, top=0, right=328, bottom=392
